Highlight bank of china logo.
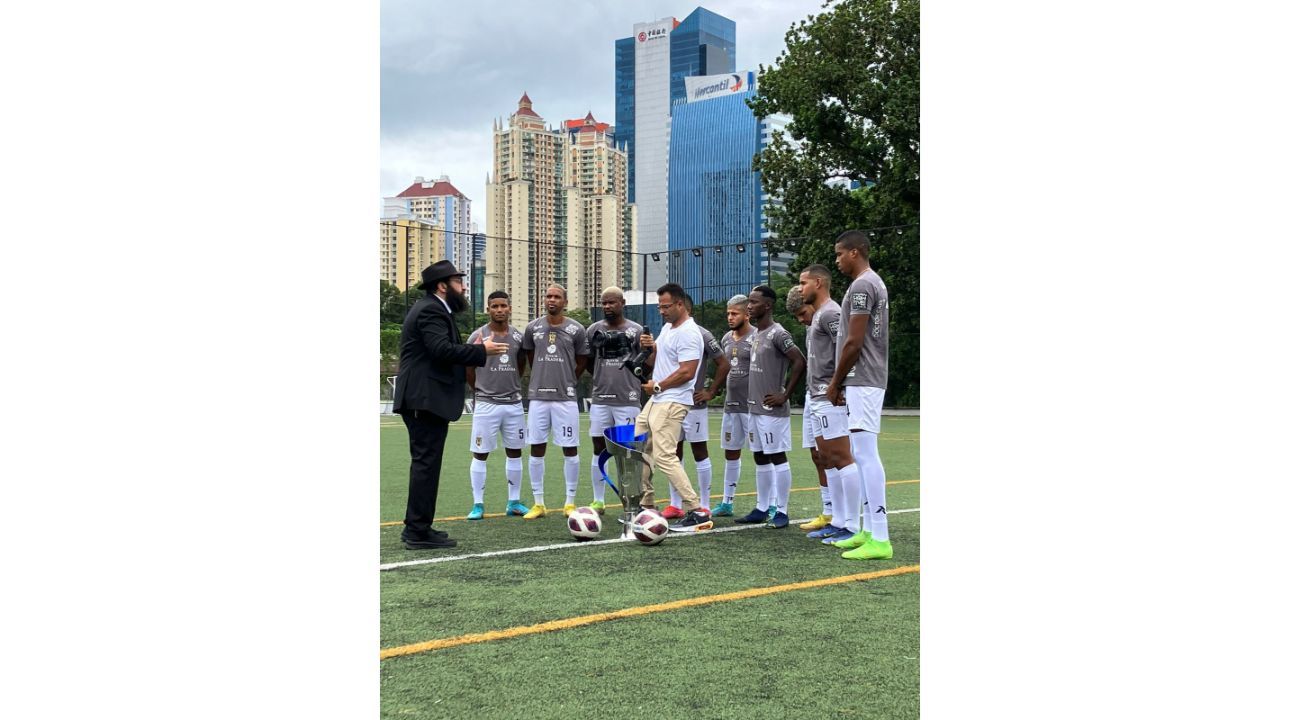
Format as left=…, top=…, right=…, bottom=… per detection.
left=637, top=31, right=646, bottom=41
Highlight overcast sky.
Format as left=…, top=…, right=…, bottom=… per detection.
left=380, top=0, right=830, bottom=230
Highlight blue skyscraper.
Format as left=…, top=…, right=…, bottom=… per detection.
left=667, top=71, right=766, bottom=304
left=615, top=8, right=736, bottom=289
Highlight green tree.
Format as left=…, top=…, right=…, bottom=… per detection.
left=749, top=0, right=920, bottom=406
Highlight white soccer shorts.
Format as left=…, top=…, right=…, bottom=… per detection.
left=589, top=403, right=639, bottom=437
left=845, top=386, right=885, bottom=434
left=748, top=414, right=792, bottom=453
left=469, top=402, right=525, bottom=453
left=721, top=412, right=751, bottom=451
left=801, top=393, right=817, bottom=449
left=526, top=400, right=581, bottom=447
left=807, top=397, right=851, bottom=442
left=681, top=408, right=709, bottom=443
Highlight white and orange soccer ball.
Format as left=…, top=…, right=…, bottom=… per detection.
left=632, top=508, right=669, bottom=546
left=567, top=506, right=602, bottom=541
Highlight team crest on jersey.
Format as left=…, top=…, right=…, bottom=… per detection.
left=547, top=331, right=557, bottom=345
left=725, top=432, right=731, bottom=442
left=851, top=292, right=869, bottom=311
left=475, top=436, right=482, bottom=447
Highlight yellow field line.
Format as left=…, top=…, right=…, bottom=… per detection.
left=378, top=479, right=921, bottom=527
left=380, top=564, right=920, bottom=660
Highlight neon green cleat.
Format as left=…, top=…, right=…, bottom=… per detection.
left=523, top=504, right=546, bottom=520
left=841, top=538, right=894, bottom=560
left=466, top=503, right=485, bottom=520
left=562, top=503, right=577, bottom=517
left=591, top=501, right=606, bottom=515
left=832, top=530, right=872, bottom=549
left=799, top=514, right=832, bottom=531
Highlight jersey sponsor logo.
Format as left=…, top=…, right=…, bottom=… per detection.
left=851, top=292, right=869, bottom=311
left=566, top=387, right=575, bottom=397
left=499, top=354, right=510, bottom=364
left=780, top=336, right=795, bottom=351
left=628, top=390, right=638, bottom=401
left=828, top=318, right=841, bottom=334
left=563, top=324, right=577, bottom=335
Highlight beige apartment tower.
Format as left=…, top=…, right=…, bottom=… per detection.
left=379, top=218, right=447, bottom=292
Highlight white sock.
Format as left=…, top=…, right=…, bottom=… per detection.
left=819, top=483, right=832, bottom=518
left=563, top=455, right=580, bottom=505
left=772, top=462, right=792, bottom=514
left=669, top=483, right=682, bottom=508
left=470, top=458, right=487, bottom=504
left=840, top=462, right=862, bottom=532
left=723, top=459, right=741, bottom=502
left=854, top=431, right=889, bottom=541
left=755, top=463, right=774, bottom=511
left=590, top=456, right=606, bottom=503
left=695, top=458, right=713, bottom=508
left=826, top=467, right=845, bottom=528
left=505, top=457, right=522, bottom=502
left=528, top=456, right=545, bottom=505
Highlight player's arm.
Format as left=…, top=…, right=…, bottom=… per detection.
left=697, top=352, right=730, bottom=404
left=766, top=342, right=806, bottom=407
left=575, top=353, right=588, bottom=378
left=465, top=330, right=480, bottom=388
left=826, top=313, right=869, bottom=405
left=520, top=328, right=535, bottom=371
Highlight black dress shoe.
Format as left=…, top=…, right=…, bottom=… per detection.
left=402, top=534, right=457, bottom=549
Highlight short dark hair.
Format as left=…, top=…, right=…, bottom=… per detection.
left=656, top=283, right=688, bottom=303
left=488, top=290, right=509, bottom=302
left=751, top=285, right=777, bottom=302
left=835, top=230, right=871, bottom=256
left=803, top=264, right=833, bottom=283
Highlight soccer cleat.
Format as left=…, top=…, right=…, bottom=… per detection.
left=842, top=538, right=894, bottom=560
left=821, top=528, right=857, bottom=545
left=710, top=501, right=734, bottom=517
left=799, top=514, right=832, bottom=531
left=591, top=501, right=606, bottom=515
left=466, top=503, right=485, bottom=520
left=523, top=503, right=546, bottom=520
left=734, top=507, right=769, bottom=524
left=505, top=500, right=530, bottom=516
left=808, top=524, right=843, bottom=540
left=766, top=511, right=790, bottom=529
left=563, top=503, right=577, bottom=517
left=668, top=509, right=714, bottom=532
left=662, top=505, right=685, bottom=520
left=832, top=530, right=873, bottom=549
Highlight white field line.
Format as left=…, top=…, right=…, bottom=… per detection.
left=380, top=507, right=921, bottom=571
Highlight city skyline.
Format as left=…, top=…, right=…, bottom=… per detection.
left=380, top=0, right=829, bottom=234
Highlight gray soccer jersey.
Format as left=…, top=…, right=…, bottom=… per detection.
left=467, top=324, right=524, bottom=404
left=722, top=326, right=756, bottom=413
left=747, top=322, right=799, bottom=417
left=691, top=326, right=725, bottom=410
left=837, top=269, right=889, bottom=389
left=806, top=300, right=842, bottom=400
left=586, top=318, right=644, bottom=407
left=521, top=316, right=590, bottom=401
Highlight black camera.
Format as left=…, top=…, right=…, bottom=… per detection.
left=623, top=330, right=654, bottom=378
left=590, top=329, right=634, bottom=359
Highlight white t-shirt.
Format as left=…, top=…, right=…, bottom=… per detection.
left=651, top=316, right=704, bottom=406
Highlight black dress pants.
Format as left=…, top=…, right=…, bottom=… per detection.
left=401, top=409, right=450, bottom=537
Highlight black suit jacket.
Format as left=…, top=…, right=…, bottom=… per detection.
left=393, top=294, right=488, bottom=421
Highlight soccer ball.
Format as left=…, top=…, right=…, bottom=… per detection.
left=567, top=506, right=602, bottom=541
left=632, top=508, right=669, bottom=546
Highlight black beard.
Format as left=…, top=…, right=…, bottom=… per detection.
left=445, top=287, right=469, bottom=314
left=603, top=310, right=619, bottom=323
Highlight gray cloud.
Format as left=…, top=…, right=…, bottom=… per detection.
left=381, top=0, right=829, bottom=228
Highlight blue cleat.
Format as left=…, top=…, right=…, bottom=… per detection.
left=766, top=511, right=789, bottom=529
left=711, top=501, right=734, bottom=517
left=734, top=507, right=769, bottom=524
left=466, top=503, right=485, bottom=520
left=808, top=524, right=843, bottom=540
left=505, top=500, right=530, bottom=517
left=822, top=527, right=857, bottom=545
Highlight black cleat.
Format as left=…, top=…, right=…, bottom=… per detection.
left=734, top=507, right=769, bottom=524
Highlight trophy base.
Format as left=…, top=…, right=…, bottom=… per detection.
left=619, top=510, right=637, bottom=540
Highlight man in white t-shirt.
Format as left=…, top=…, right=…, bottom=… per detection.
left=634, top=283, right=713, bottom=532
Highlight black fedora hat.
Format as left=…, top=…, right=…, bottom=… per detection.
left=417, top=260, right=466, bottom=289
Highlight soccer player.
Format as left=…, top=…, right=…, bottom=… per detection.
left=519, top=284, right=590, bottom=519
left=735, top=285, right=806, bottom=529
left=664, top=295, right=728, bottom=519
left=786, top=285, right=834, bottom=534
left=824, top=230, right=893, bottom=560
left=712, top=295, right=755, bottom=517
left=793, top=268, right=858, bottom=544
left=585, top=287, right=644, bottom=515
left=465, top=291, right=529, bottom=519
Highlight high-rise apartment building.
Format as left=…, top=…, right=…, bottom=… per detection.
left=667, top=71, right=791, bottom=302
left=615, top=7, right=735, bottom=291
left=379, top=217, right=447, bottom=292
left=486, top=95, right=635, bottom=328
left=382, top=175, right=475, bottom=290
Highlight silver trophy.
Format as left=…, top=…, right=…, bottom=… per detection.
left=597, top=424, right=651, bottom=540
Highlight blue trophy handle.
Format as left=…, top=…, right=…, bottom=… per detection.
left=597, top=450, right=620, bottom=494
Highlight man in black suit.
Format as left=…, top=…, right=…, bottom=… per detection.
left=394, top=260, right=508, bottom=549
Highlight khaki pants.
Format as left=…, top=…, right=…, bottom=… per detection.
left=634, top=400, right=700, bottom=512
